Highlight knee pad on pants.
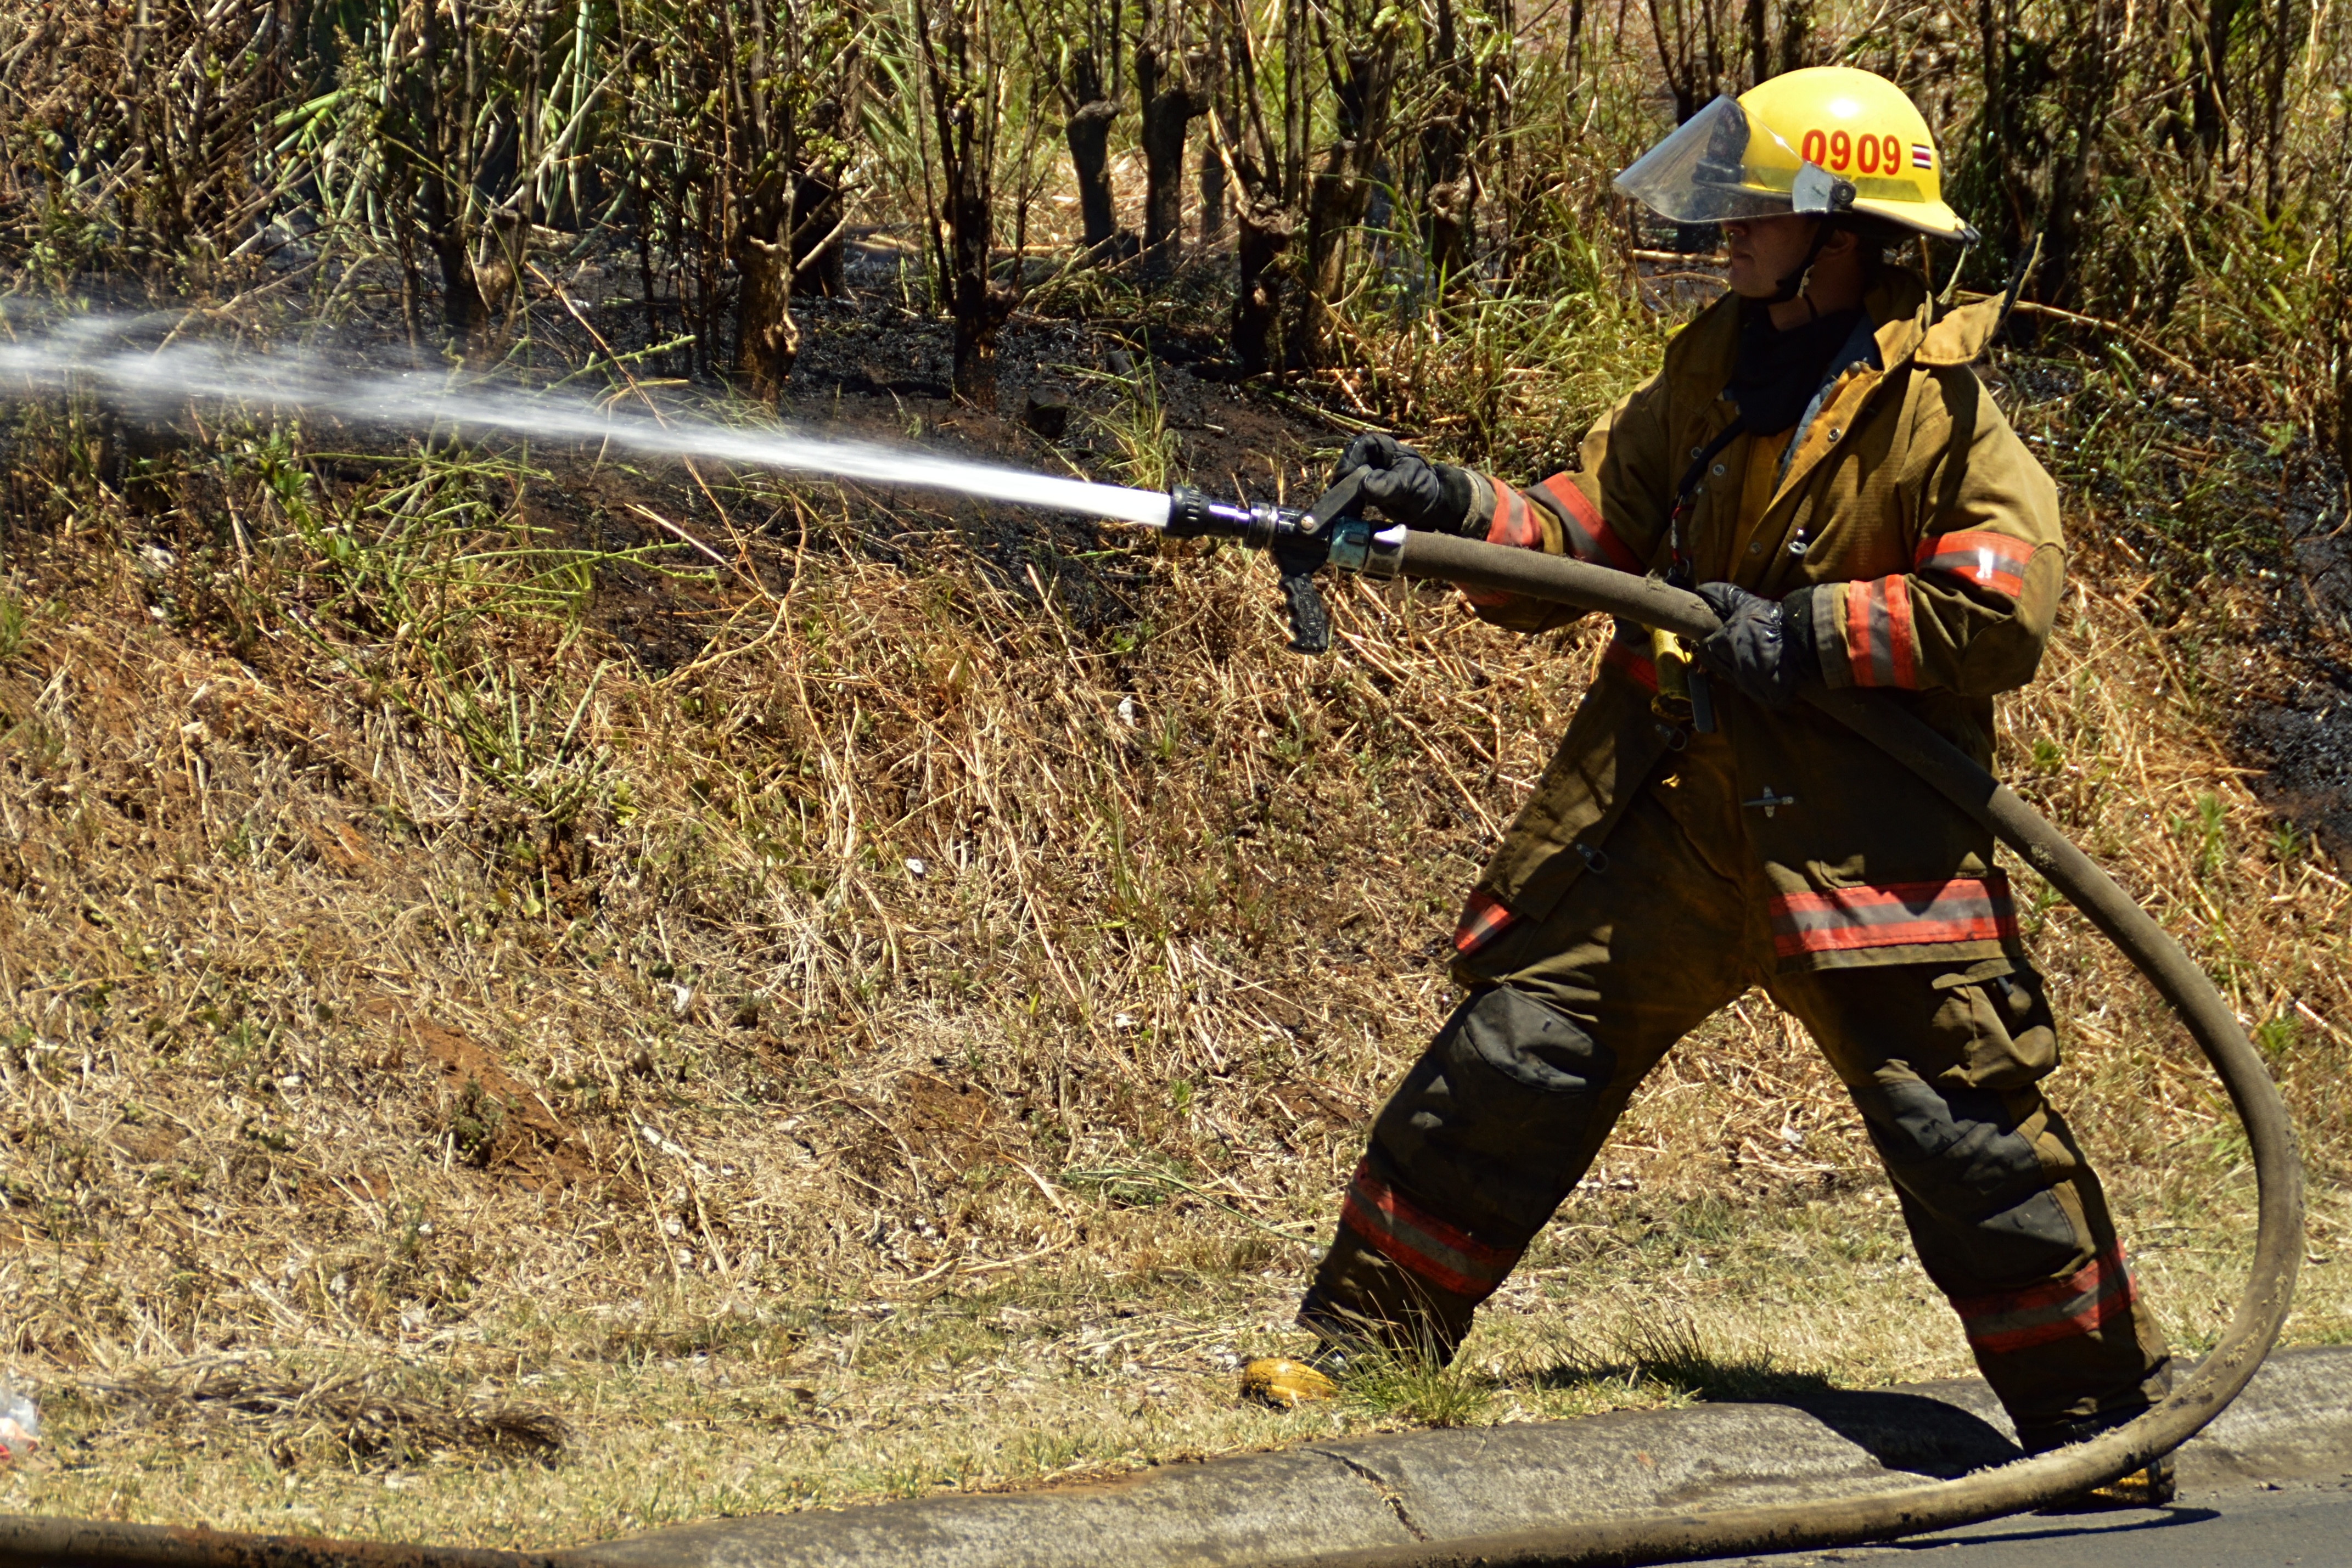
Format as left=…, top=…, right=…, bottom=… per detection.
left=1855, top=1076, right=2082, bottom=1284
left=1371, top=984, right=1619, bottom=1241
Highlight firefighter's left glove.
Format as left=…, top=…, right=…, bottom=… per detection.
left=1694, top=583, right=1821, bottom=710
left=1334, top=432, right=1476, bottom=535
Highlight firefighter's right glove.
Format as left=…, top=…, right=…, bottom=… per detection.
left=1694, top=582, right=1821, bottom=710
left=1334, top=432, right=1475, bottom=535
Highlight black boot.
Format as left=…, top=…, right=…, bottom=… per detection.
left=1294, top=1286, right=1394, bottom=1376
left=2020, top=1403, right=2176, bottom=1510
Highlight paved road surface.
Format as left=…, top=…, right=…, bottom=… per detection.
left=1700, top=1480, right=2352, bottom=1565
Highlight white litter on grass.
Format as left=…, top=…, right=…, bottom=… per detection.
left=0, top=1380, right=38, bottom=1463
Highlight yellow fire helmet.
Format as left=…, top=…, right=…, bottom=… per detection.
left=1614, top=66, right=1977, bottom=244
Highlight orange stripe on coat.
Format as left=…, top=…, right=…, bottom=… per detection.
left=1768, top=874, right=2018, bottom=958
left=1599, top=637, right=1659, bottom=693
left=1949, top=1243, right=2139, bottom=1356
left=1485, top=478, right=1542, bottom=549
left=1533, top=474, right=1642, bottom=572
left=1845, top=580, right=1878, bottom=686
left=1884, top=576, right=1917, bottom=688
left=1916, top=530, right=2033, bottom=599
left=1462, top=479, right=1542, bottom=609
left=1338, top=1159, right=1521, bottom=1297
left=1452, top=889, right=1517, bottom=954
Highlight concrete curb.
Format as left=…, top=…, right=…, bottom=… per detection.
left=562, top=1346, right=2352, bottom=1568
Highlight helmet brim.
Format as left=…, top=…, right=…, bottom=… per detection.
left=1851, top=196, right=1976, bottom=243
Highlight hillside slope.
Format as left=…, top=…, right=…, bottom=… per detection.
left=0, top=304, right=2346, bottom=1547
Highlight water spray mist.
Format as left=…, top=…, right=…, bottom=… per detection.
left=0, top=317, right=1172, bottom=528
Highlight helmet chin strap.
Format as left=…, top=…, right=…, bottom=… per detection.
left=1769, top=217, right=1834, bottom=316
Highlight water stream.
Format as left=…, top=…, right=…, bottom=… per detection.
left=0, top=317, right=1172, bottom=527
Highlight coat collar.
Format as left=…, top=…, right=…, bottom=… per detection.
left=1671, top=266, right=2003, bottom=389
left=1865, top=267, right=2006, bottom=372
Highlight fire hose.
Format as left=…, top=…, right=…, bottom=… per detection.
left=1155, top=482, right=2306, bottom=1568
left=0, top=485, right=2305, bottom=1568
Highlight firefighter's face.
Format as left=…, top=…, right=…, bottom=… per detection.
left=1722, top=214, right=1822, bottom=298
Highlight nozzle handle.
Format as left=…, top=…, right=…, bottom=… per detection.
left=1274, top=549, right=1331, bottom=654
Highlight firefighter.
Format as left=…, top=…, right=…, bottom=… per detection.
left=1292, top=67, right=2174, bottom=1497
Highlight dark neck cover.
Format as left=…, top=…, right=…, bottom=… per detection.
left=1722, top=301, right=1867, bottom=435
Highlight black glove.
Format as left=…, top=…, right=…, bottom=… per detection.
left=1333, top=432, right=1475, bottom=535
left=1694, top=583, right=1821, bottom=710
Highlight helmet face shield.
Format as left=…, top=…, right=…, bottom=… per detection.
left=1612, top=95, right=1800, bottom=224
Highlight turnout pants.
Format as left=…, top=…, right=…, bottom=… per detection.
left=1303, top=749, right=2171, bottom=1446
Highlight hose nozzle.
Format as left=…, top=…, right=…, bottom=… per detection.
left=1164, top=485, right=1296, bottom=548
left=1163, top=485, right=1406, bottom=653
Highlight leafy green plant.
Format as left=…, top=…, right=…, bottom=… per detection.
left=2193, top=793, right=2228, bottom=880
left=2023, top=878, right=2063, bottom=938
left=448, top=1074, right=508, bottom=1166
left=1341, top=1351, right=1492, bottom=1428
left=2252, top=1015, right=2299, bottom=1064
left=1069, top=349, right=1181, bottom=492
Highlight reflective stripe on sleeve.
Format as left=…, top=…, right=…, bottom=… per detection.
left=1533, top=474, right=1643, bottom=572
left=1339, top=1158, right=1523, bottom=1299
left=1844, top=575, right=1917, bottom=688
left=1462, top=479, right=1543, bottom=609
left=1915, top=530, right=2034, bottom=600
left=1769, top=872, right=2018, bottom=958
left=1485, top=477, right=1543, bottom=549
left=1452, top=888, right=1519, bottom=954
left=1947, top=1243, right=2138, bottom=1356
left=1598, top=634, right=1660, bottom=694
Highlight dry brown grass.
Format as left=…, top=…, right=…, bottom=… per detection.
left=0, top=362, right=2344, bottom=1547
left=0, top=0, right=2343, bottom=1545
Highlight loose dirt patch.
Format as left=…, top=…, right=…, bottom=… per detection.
left=367, top=1002, right=599, bottom=1191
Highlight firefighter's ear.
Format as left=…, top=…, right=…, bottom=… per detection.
left=1816, top=224, right=1865, bottom=264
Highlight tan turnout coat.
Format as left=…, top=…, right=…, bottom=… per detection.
left=1455, top=267, right=2064, bottom=973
